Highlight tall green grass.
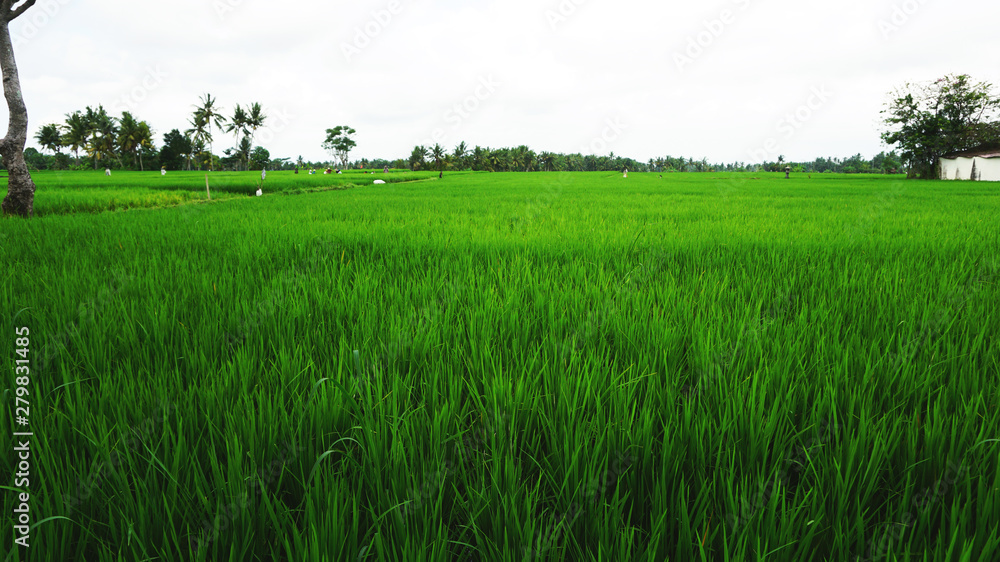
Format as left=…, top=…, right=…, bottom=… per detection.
left=1, top=172, right=998, bottom=561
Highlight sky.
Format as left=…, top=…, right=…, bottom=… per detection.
left=7, top=0, right=1000, bottom=165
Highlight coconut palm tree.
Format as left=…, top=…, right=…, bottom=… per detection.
left=226, top=104, right=248, bottom=170
left=409, top=145, right=429, bottom=170
left=192, top=93, right=227, bottom=171
left=453, top=141, right=468, bottom=170
left=185, top=110, right=214, bottom=170
left=135, top=121, right=154, bottom=171
left=539, top=151, right=557, bottom=172
left=245, top=102, right=266, bottom=154
left=431, top=143, right=446, bottom=177
left=85, top=106, right=118, bottom=169
left=34, top=124, right=62, bottom=155
left=117, top=112, right=142, bottom=169
left=61, top=111, right=88, bottom=166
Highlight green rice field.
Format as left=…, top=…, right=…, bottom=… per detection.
left=20, top=169, right=434, bottom=216
left=1, top=171, right=998, bottom=561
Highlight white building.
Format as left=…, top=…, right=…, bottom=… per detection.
left=939, top=146, right=1000, bottom=181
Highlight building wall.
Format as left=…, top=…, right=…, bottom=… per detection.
left=940, top=157, right=1000, bottom=181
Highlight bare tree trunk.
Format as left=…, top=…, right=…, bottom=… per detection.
left=0, top=4, right=37, bottom=218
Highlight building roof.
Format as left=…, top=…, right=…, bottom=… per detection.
left=942, top=143, right=1000, bottom=159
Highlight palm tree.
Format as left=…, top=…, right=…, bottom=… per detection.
left=237, top=137, right=252, bottom=170
left=192, top=93, right=227, bottom=171
left=471, top=146, right=487, bottom=171
left=431, top=143, right=446, bottom=177
left=34, top=124, right=62, bottom=155
left=61, top=111, right=88, bottom=166
left=226, top=104, right=248, bottom=170
left=409, top=145, right=429, bottom=170
left=513, top=145, right=536, bottom=171
left=117, top=112, right=141, bottom=169
left=245, top=102, right=266, bottom=156
left=539, top=151, right=557, bottom=172
left=85, top=106, right=118, bottom=169
left=453, top=141, right=468, bottom=170
left=185, top=111, right=211, bottom=170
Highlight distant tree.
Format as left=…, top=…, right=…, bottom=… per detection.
left=34, top=123, right=62, bottom=155
left=0, top=0, right=39, bottom=217
left=539, top=151, right=557, bottom=172
left=61, top=111, right=88, bottom=166
left=185, top=112, right=207, bottom=170
left=249, top=146, right=270, bottom=170
left=22, top=147, right=48, bottom=170
left=135, top=121, right=154, bottom=171
left=323, top=126, right=356, bottom=168
left=85, top=106, right=119, bottom=169
left=245, top=102, right=266, bottom=156
left=117, top=112, right=154, bottom=170
left=236, top=137, right=252, bottom=170
left=226, top=104, right=249, bottom=170
left=881, top=74, right=1000, bottom=178
left=160, top=129, right=192, bottom=171
left=431, top=143, right=446, bottom=176
left=190, top=93, right=226, bottom=171
left=409, top=145, right=429, bottom=170
left=453, top=141, right=468, bottom=170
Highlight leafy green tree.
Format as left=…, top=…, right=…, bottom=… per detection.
left=160, top=129, right=192, bottom=171
left=249, top=146, right=270, bottom=170
left=881, top=74, right=1000, bottom=178
left=237, top=137, right=252, bottom=170
left=22, top=147, right=48, bottom=170
left=323, top=126, right=356, bottom=168
left=409, top=145, right=429, bottom=170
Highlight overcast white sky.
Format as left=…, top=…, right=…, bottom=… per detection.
left=7, top=0, right=1000, bottom=165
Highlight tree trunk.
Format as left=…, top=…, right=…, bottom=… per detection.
left=0, top=16, right=36, bottom=218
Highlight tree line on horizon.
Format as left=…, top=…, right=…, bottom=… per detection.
left=22, top=94, right=275, bottom=173
left=10, top=74, right=999, bottom=178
